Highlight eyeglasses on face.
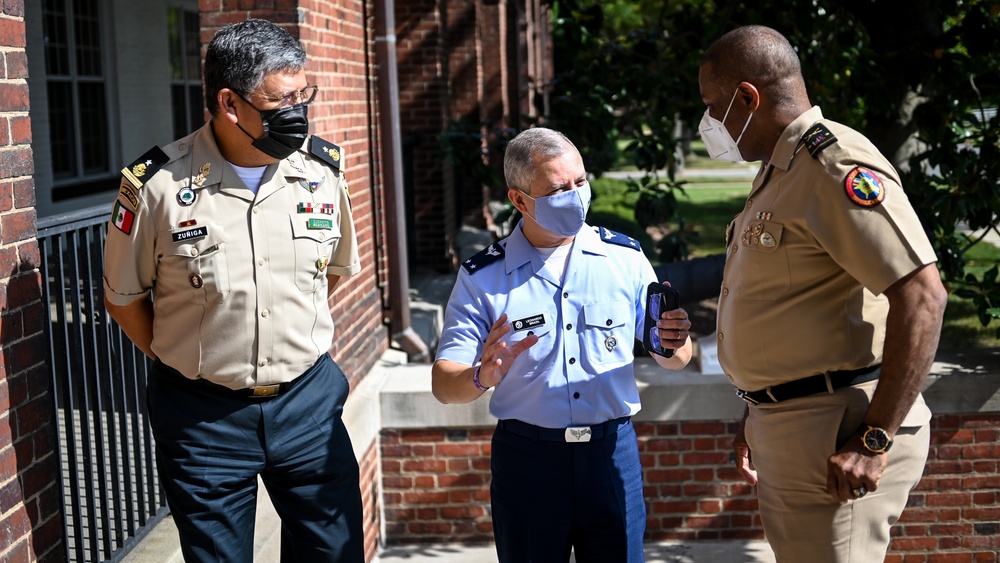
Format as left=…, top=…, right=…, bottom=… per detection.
left=245, top=85, right=319, bottom=108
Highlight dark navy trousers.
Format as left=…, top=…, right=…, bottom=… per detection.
left=490, top=418, right=646, bottom=563
left=147, top=354, right=363, bottom=562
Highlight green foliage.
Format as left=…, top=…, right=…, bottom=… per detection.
left=438, top=116, right=515, bottom=197
left=545, top=0, right=1000, bottom=340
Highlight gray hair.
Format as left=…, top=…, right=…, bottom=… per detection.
left=204, top=19, right=307, bottom=117
left=504, top=127, right=578, bottom=194
left=701, top=25, right=805, bottom=106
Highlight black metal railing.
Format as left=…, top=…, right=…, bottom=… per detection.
left=39, top=205, right=167, bottom=563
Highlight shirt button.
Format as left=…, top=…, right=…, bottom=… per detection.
left=257, top=258, right=266, bottom=266
left=253, top=206, right=261, bottom=214
left=573, top=392, right=580, bottom=399
left=527, top=331, right=534, bottom=336
left=189, top=248, right=198, bottom=256
left=569, top=358, right=576, bottom=365
left=606, top=319, right=612, bottom=326
left=563, top=292, right=569, bottom=298
left=723, top=288, right=729, bottom=296
left=259, top=358, right=269, bottom=366
left=566, top=324, right=572, bottom=330
left=261, top=309, right=270, bottom=318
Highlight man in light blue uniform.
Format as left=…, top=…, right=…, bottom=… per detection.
left=433, top=127, right=694, bottom=563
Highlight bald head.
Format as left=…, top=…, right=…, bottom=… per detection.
left=701, top=25, right=807, bottom=106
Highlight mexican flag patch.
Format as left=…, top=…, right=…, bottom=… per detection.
left=112, top=200, right=136, bottom=235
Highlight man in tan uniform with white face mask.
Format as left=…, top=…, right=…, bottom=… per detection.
left=699, top=25, right=948, bottom=562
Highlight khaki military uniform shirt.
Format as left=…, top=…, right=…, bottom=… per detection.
left=717, top=106, right=937, bottom=392
left=103, top=123, right=360, bottom=389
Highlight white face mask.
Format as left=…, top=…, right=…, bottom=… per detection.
left=698, top=87, right=753, bottom=162
left=521, top=182, right=592, bottom=237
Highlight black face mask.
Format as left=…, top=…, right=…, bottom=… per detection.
left=236, top=96, right=309, bottom=160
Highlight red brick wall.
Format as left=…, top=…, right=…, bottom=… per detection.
left=199, top=0, right=390, bottom=388
left=382, top=427, right=494, bottom=542
left=0, top=1, right=63, bottom=561
left=381, top=414, right=1000, bottom=559
left=637, top=421, right=763, bottom=540
left=396, top=0, right=456, bottom=271
left=888, top=414, right=1000, bottom=562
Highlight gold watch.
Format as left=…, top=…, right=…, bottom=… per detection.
left=859, top=424, right=893, bottom=454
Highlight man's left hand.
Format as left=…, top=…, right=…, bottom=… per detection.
left=826, top=437, right=888, bottom=504
left=656, top=302, right=691, bottom=353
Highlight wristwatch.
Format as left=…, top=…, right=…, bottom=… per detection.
left=859, top=424, right=893, bottom=454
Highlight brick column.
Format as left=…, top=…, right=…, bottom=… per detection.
left=0, top=1, right=63, bottom=561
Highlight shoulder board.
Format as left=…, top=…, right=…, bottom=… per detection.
left=461, top=242, right=505, bottom=274
left=597, top=226, right=641, bottom=251
left=801, top=123, right=837, bottom=159
left=121, top=146, right=169, bottom=189
left=309, top=136, right=343, bottom=172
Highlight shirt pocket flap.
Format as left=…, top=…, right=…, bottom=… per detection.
left=290, top=214, right=342, bottom=243
left=583, top=301, right=629, bottom=329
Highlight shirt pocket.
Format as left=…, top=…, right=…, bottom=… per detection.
left=290, top=214, right=341, bottom=293
left=738, top=220, right=790, bottom=301
left=160, top=225, right=231, bottom=303
left=580, top=300, right=633, bottom=371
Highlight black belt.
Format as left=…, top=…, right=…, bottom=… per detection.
left=736, top=364, right=881, bottom=405
left=154, top=359, right=312, bottom=399
left=497, top=417, right=630, bottom=443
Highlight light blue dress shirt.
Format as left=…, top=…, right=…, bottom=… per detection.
left=436, top=222, right=658, bottom=428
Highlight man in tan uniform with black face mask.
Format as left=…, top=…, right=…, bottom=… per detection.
left=103, top=19, right=362, bottom=562
left=698, top=25, right=948, bottom=562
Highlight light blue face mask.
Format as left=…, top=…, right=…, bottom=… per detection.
left=521, top=182, right=592, bottom=237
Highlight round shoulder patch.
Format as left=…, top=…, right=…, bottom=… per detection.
left=844, top=166, right=886, bottom=207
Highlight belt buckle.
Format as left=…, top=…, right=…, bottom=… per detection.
left=251, top=384, right=281, bottom=398
left=564, top=426, right=592, bottom=443
left=736, top=389, right=760, bottom=406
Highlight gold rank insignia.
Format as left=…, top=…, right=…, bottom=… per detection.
left=308, top=136, right=344, bottom=172
left=121, top=146, right=169, bottom=189
left=193, top=162, right=211, bottom=185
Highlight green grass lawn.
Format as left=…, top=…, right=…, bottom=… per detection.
left=587, top=172, right=999, bottom=348
left=940, top=242, right=1000, bottom=349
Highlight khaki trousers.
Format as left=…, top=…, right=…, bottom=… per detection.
left=745, top=380, right=930, bottom=563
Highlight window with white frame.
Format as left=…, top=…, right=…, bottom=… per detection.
left=42, top=0, right=115, bottom=199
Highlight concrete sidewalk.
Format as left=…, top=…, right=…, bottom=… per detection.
left=375, top=540, right=776, bottom=562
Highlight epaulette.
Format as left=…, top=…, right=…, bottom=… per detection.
left=309, top=136, right=343, bottom=172
left=597, top=226, right=641, bottom=251
left=461, top=242, right=505, bottom=274
left=801, top=123, right=837, bottom=159
left=121, top=146, right=169, bottom=189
